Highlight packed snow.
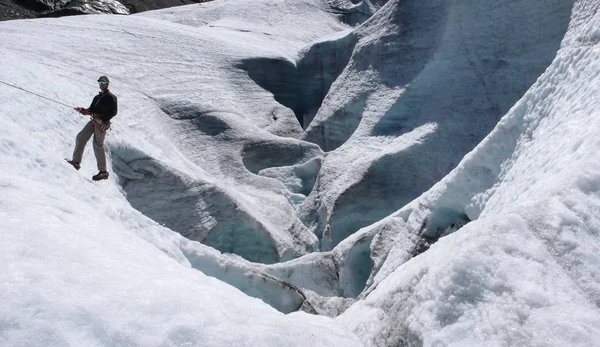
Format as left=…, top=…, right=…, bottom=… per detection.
left=1, top=0, right=600, bottom=346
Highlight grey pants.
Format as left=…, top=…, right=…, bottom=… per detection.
left=72, top=120, right=107, bottom=171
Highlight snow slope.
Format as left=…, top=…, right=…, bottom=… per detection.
left=2, top=0, right=360, bottom=265
left=2, top=0, right=600, bottom=346
left=0, top=0, right=365, bottom=345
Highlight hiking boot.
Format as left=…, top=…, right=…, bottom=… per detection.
left=66, top=159, right=80, bottom=170
left=92, top=171, right=109, bottom=181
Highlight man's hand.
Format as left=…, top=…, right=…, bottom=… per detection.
left=91, top=117, right=110, bottom=132
left=74, top=107, right=91, bottom=115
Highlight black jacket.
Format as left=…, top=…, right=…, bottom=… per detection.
left=88, top=90, right=118, bottom=123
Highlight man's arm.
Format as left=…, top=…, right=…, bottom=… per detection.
left=109, top=95, right=118, bottom=119
left=74, top=107, right=91, bottom=115
left=73, top=94, right=100, bottom=115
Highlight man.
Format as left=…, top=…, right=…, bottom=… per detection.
left=66, top=75, right=118, bottom=181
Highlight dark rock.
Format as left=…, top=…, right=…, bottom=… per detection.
left=1, top=0, right=212, bottom=21
left=119, top=0, right=208, bottom=13
left=0, top=0, right=36, bottom=20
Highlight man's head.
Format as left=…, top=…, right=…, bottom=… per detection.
left=97, top=76, right=110, bottom=92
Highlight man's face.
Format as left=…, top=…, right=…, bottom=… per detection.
left=98, top=81, right=109, bottom=92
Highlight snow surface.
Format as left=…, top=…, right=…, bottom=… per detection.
left=0, top=0, right=363, bottom=345
left=2, top=0, right=600, bottom=346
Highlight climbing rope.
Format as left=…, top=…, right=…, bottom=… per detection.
left=0, top=80, right=75, bottom=109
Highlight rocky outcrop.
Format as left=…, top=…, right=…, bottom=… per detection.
left=0, top=0, right=211, bottom=20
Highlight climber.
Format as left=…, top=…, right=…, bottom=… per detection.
left=66, top=75, right=118, bottom=181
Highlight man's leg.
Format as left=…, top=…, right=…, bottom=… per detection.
left=72, top=121, right=94, bottom=164
left=92, top=122, right=107, bottom=172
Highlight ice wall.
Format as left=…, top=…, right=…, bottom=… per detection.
left=300, top=0, right=574, bottom=251
left=337, top=1, right=600, bottom=345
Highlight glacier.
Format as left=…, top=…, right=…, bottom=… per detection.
left=1, top=0, right=600, bottom=346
